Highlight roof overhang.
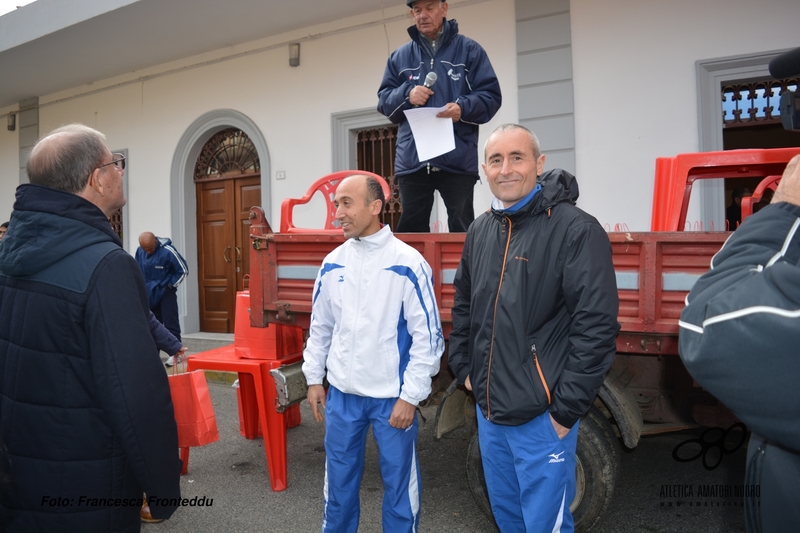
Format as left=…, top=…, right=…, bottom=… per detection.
left=0, top=0, right=402, bottom=109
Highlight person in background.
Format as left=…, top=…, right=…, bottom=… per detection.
left=377, top=0, right=501, bottom=233
left=725, top=186, right=752, bottom=230
left=136, top=231, right=189, bottom=366
left=303, top=175, right=443, bottom=532
left=0, top=221, right=8, bottom=241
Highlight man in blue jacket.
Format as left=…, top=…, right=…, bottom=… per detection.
left=377, top=0, right=501, bottom=233
left=136, top=232, right=188, bottom=366
left=0, top=124, right=181, bottom=532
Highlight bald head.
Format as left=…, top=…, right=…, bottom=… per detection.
left=27, top=124, right=109, bottom=194
left=139, top=232, right=158, bottom=255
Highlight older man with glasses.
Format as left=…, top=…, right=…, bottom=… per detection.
left=0, top=124, right=182, bottom=532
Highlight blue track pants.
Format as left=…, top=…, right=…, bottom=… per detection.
left=322, top=386, right=421, bottom=533
left=477, top=408, right=579, bottom=533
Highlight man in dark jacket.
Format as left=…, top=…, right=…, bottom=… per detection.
left=449, top=124, right=619, bottom=532
left=0, top=124, right=182, bottom=532
left=377, top=0, right=501, bottom=232
left=136, top=232, right=188, bottom=366
left=679, top=154, right=800, bottom=532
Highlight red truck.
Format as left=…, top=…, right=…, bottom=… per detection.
left=249, top=147, right=800, bottom=532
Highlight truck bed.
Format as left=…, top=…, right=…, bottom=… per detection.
left=248, top=207, right=729, bottom=356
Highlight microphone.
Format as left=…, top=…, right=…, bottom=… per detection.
left=769, top=47, right=800, bottom=79
left=423, top=71, right=437, bottom=89
left=412, top=72, right=438, bottom=108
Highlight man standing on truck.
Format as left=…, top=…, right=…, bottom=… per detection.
left=679, top=154, right=800, bottom=532
left=377, top=0, right=501, bottom=232
left=449, top=124, right=619, bottom=532
left=303, top=175, right=443, bottom=532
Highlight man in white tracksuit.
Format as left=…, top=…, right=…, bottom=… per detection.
left=303, top=174, right=444, bottom=533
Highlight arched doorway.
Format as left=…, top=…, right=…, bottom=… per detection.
left=195, top=128, right=260, bottom=332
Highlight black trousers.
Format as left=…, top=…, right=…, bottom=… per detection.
left=396, top=168, right=477, bottom=233
left=153, top=287, right=181, bottom=343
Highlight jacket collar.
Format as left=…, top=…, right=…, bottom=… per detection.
left=0, top=184, right=121, bottom=277
left=408, top=18, right=458, bottom=57
left=490, top=169, right=579, bottom=221
left=12, top=183, right=122, bottom=244
left=350, top=224, right=393, bottom=251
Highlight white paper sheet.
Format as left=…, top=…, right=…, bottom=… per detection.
left=403, top=106, right=455, bottom=162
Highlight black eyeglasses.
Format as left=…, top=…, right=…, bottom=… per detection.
left=96, top=153, right=126, bottom=171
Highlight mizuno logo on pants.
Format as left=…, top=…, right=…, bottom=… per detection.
left=548, top=451, right=565, bottom=463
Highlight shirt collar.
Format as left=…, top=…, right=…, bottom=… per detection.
left=495, top=183, right=542, bottom=213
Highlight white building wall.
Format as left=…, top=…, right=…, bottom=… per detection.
left=0, top=0, right=516, bottom=332
left=570, top=0, right=800, bottom=231
left=0, top=124, right=16, bottom=221
left=17, top=0, right=516, bottom=241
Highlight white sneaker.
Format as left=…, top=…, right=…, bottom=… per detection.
left=165, top=355, right=176, bottom=367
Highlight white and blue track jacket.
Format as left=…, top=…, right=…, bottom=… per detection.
left=302, top=225, right=443, bottom=405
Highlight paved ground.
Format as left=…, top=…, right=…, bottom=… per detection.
left=146, top=337, right=750, bottom=532
left=144, top=381, right=496, bottom=533
left=592, top=428, right=747, bottom=533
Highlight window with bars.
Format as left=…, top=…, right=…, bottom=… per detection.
left=194, top=128, right=260, bottom=181
left=722, top=78, right=799, bottom=127
left=357, top=126, right=402, bottom=231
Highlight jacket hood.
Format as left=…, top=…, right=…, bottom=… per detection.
left=157, top=236, right=173, bottom=248
left=490, top=168, right=579, bottom=219
left=0, top=184, right=121, bottom=277
left=407, top=18, right=458, bottom=49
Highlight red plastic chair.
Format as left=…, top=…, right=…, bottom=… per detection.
left=740, top=174, right=781, bottom=224
left=279, top=171, right=391, bottom=233
left=184, top=291, right=305, bottom=491
left=650, top=148, right=800, bottom=231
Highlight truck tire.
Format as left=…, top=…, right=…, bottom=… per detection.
left=466, top=405, right=620, bottom=532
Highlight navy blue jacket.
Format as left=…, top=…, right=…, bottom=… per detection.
left=377, top=19, right=501, bottom=178
left=679, top=202, right=800, bottom=532
left=0, top=184, right=181, bottom=532
left=149, top=311, right=182, bottom=356
left=135, top=237, right=188, bottom=310
left=449, top=170, right=620, bottom=428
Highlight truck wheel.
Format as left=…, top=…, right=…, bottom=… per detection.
left=571, top=405, right=621, bottom=532
left=466, top=406, right=620, bottom=532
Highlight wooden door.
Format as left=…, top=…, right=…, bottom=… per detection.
left=197, top=175, right=261, bottom=332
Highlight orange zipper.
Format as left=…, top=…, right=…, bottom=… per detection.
left=532, top=344, right=551, bottom=404
left=486, top=216, right=513, bottom=418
